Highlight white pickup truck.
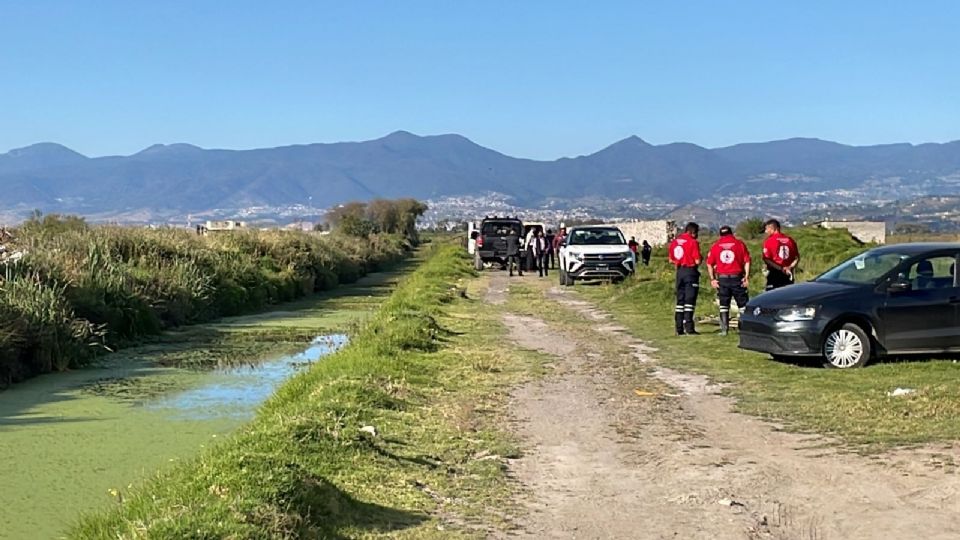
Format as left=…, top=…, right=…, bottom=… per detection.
left=558, top=226, right=636, bottom=285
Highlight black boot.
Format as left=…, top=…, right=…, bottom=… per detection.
left=675, top=311, right=685, bottom=336
left=719, top=312, right=730, bottom=336
left=684, top=312, right=699, bottom=335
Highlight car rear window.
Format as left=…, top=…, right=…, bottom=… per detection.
left=482, top=221, right=522, bottom=235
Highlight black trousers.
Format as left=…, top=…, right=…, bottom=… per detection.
left=546, top=250, right=555, bottom=269
left=537, top=253, right=549, bottom=276
left=642, top=254, right=651, bottom=266
left=718, top=276, right=749, bottom=311
left=675, top=266, right=700, bottom=333
left=765, top=268, right=793, bottom=290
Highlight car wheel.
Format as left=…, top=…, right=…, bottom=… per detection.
left=822, top=323, right=871, bottom=369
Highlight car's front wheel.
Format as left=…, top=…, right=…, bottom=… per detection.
left=822, top=323, right=871, bottom=368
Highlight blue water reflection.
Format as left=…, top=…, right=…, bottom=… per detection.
left=146, top=334, right=347, bottom=419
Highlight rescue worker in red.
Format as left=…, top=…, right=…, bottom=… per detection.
left=706, top=225, right=751, bottom=336
left=667, top=222, right=702, bottom=335
left=762, top=219, right=800, bottom=290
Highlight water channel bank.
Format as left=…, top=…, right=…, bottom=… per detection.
left=0, top=268, right=404, bottom=540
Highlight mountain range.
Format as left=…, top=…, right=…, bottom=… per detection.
left=3, top=131, right=960, bottom=219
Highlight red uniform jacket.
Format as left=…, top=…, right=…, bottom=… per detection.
left=668, top=233, right=701, bottom=267
left=707, top=236, right=751, bottom=275
left=762, top=232, right=799, bottom=269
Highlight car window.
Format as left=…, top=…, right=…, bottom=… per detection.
left=906, top=255, right=957, bottom=290
left=817, top=251, right=907, bottom=284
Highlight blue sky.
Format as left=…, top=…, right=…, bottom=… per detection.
left=1, top=1, right=958, bottom=159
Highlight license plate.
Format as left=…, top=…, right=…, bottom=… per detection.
left=596, top=263, right=608, bottom=268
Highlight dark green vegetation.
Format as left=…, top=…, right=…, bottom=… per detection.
left=581, top=227, right=960, bottom=448
left=72, top=245, right=543, bottom=539
left=0, top=212, right=415, bottom=385
left=324, top=198, right=428, bottom=241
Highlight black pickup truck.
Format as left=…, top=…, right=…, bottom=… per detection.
left=472, top=216, right=524, bottom=270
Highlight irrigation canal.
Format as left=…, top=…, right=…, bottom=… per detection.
left=0, top=268, right=405, bottom=540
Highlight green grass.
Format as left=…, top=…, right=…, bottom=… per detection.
left=577, top=227, right=960, bottom=449
left=70, top=244, right=545, bottom=539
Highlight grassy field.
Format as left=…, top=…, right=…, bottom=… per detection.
left=579, top=227, right=960, bottom=449
left=71, top=244, right=546, bottom=539
left=0, top=214, right=412, bottom=385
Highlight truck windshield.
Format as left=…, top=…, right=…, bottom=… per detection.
left=568, top=229, right=626, bottom=245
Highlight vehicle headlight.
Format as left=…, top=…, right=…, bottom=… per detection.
left=571, top=252, right=584, bottom=261
left=776, top=306, right=817, bottom=321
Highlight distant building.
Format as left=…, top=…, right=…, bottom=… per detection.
left=819, top=221, right=886, bottom=244
left=283, top=221, right=316, bottom=232
left=205, top=220, right=246, bottom=232
left=601, top=219, right=676, bottom=246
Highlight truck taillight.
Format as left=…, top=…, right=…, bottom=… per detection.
left=476, top=237, right=484, bottom=248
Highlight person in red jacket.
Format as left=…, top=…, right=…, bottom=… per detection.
left=706, top=225, right=751, bottom=336
left=667, top=222, right=702, bottom=335
left=762, top=219, right=800, bottom=290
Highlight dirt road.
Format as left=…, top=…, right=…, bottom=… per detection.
left=489, top=274, right=960, bottom=539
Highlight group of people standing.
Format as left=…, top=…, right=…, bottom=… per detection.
left=505, top=226, right=568, bottom=277
left=667, top=219, right=799, bottom=336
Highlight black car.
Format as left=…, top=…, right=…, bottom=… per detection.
left=739, top=243, right=960, bottom=368
left=472, top=216, right=524, bottom=270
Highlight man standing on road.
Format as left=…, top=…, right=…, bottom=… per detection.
left=762, top=219, right=799, bottom=290
left=706, top=225, right=751, bottom=336
left=667, top=222, right=702, bottom=335
left=533, top=230, right=549, bottom=277
left=506, top=229, right=523, bottom=277
left=552, top=227, right=567, bottom=267
left=544, top=228, right=557, bottom=269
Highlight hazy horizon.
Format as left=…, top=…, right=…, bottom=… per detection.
left=5, top=130, right=960, bottom=162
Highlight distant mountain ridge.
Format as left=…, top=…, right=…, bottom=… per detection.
left=2, top=131, right=960, bottom=218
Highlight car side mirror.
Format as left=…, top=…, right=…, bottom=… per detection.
left=887, top=275, right=912, bottom=293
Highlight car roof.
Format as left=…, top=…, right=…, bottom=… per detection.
left=569, top=225, right=620, bottom=231
left=868, top=242, right=960, bottom=255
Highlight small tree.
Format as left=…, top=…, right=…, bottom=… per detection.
left=735, top=218, right=765, bottom=239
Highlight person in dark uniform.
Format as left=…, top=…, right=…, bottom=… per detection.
left=762, top=219, right=800, bottom=290
left=706, top=225, right=751, bottom=336
left=544, top=229, right=557, bottom=269
left=505, top=229, right=523, bottom=277
left=667, top=222, right=702, bottom=335
left=641, top=240, right=652, bottom=266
